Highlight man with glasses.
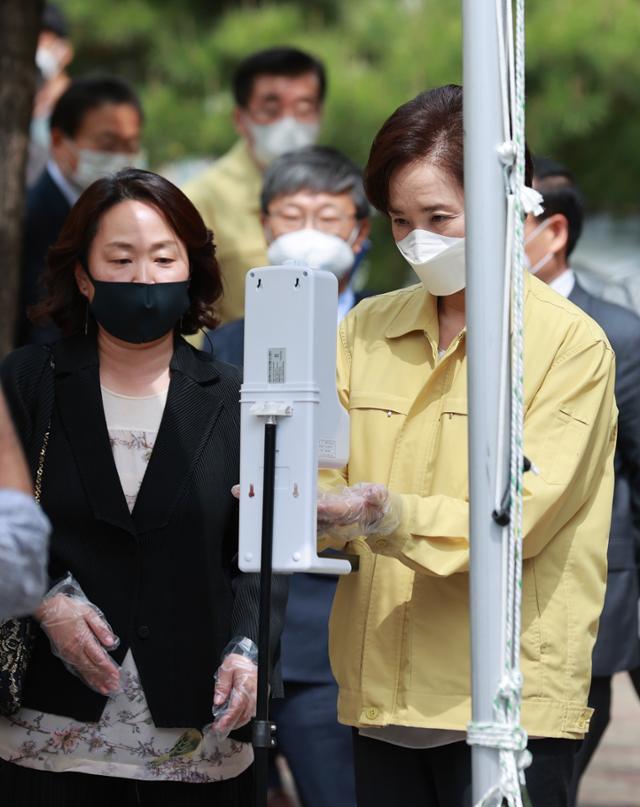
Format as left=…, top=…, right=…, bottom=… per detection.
left=208, top=144, right=372, bottom=365
left=184, top=47, right=327, bottom=328
left=206, top=144, right=372, bottom=807
left=27, top=3, right=75, bottom=186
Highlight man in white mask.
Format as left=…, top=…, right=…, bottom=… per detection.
left=209, top=145, right=371, bottom=365
left=17, top=75, right=143, bottom=346
left=27, top=4, right=75, bottom=186
left=525, top=158, right=640, bottom=807
left=184, top=48, right=326, bottom=330
left=207, top=145, right=370, bottom=807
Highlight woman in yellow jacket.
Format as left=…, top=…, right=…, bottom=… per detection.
left=318, top=85, right=617, bottom=807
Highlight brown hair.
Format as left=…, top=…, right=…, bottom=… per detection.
left=364, top=84, right=533, bottom=214
left=31, top=169, right=222, bottom=336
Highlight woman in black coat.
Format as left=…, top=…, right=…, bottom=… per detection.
left=0, top=169, right=286, bottom=806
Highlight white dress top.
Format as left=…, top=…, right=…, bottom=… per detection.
left=0, top=386, right=252, bottom=782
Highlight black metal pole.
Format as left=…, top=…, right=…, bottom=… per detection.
left=253, top=419, right=277, bottom=806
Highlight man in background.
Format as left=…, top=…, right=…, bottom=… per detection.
left=209, top=145, right=371, bottom=364
left=185, top=47, right=326, bottom=330
left=17, top=75, right=144, bottom=346
left=525, top=157, right=640, bottom=806
left=27, top=3, right=75, bottom=186
left=0, top=389, right=49, bottom=621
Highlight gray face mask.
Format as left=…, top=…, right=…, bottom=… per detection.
left=68, top=143, right=144, bottom=191
left=246, top=116, right=320, bottom=165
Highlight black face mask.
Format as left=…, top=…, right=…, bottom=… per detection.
left=87, top=274, right=191, bottom=344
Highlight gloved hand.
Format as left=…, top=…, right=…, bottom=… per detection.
left=317, top=483, right=400, bottom=540
left=210, top=637, right=258, bottom=740
left=34, top=573, right=122, bottom=696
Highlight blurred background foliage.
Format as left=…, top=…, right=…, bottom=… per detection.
left=57, top=0, right=640, bottom=291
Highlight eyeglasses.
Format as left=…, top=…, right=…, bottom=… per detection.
left=268, top=210, right=357, bottom=236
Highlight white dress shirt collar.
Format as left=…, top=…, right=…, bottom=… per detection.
left=47, top=159, right=80, bottom=207
left=548, top=268, right=575, bottom=299
left=337, top=284, right=356, bottom=323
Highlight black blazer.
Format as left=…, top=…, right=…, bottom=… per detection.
left=569, top=280, right=640, bottom=675
left=1, top=335, right=288, bottom=729
left=16, top=167, right=71, bottom=346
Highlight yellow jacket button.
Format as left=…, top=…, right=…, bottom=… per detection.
left=366, top=707, right=378, bottom=720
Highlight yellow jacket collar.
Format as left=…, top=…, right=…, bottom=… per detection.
left=384, top=285, right=439, bottom=343
left=384, top=272, right=535, bottom=342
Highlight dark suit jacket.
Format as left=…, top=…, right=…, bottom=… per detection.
left=570, top=280, right=640, bottom=676
left=1, top=335, right=288, bottom=729
left=205, top=289, right=374, bottom=684
left=16, top=168, right=71, bottom=346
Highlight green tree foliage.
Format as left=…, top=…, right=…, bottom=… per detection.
left=58, top=0, right=640, bottom=290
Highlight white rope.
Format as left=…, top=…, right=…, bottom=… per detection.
left=467, top=2, right=532, bottom=805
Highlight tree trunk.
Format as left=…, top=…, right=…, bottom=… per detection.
left=0, top=1, right=43, bottom=359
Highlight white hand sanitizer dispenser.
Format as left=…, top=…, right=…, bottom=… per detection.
left=239, top=265, right=351, bottom=575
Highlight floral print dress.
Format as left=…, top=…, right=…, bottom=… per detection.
left=0, top=386, right=253, bottom=782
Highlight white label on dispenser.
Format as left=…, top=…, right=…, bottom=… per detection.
left=268, top=348, right=286, bottom=383
left=319, top=439, right=337, bottom=459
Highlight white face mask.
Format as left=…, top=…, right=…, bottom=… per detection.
left=36, top=47, right=62, bottom=81
left=396, top=229, right=465, bottom=296
left=68, top=146, right=142, bottom=191
left=247, top=116, right=320, bottom=166
left=524, top=218, right=553, bottom=275
left=267, top=228, right=356, bottom=280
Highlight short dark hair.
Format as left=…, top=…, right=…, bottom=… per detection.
left=42, top=3, right=69, bottom=38
left=31, top=169, right=222, bottom=336
left=50, top=75, right=143, bottom=139
left=533, top=157, right=584, bottom=258
left=232, top=47, right=326, bottom=109
left=261, top=146, right=370, bottom=220
left=365, top=84, right=533, bottom=214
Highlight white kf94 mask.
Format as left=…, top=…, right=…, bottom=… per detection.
left=267, top=228, right=356, bottom=280
left=396, top=229, right=466, bottom=296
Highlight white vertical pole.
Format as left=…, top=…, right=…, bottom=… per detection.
left=462, top=0, right=511, bottom=801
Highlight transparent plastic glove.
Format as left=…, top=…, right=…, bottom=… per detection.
left=209, top=636, right=258, bottom=740
left=34, top=572, right=122, bottom=696
left=317, top=483, right=400, bottom=540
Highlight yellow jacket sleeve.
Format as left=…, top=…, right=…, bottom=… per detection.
left=318, top=324, right=353, bottom=551
left=368, top=339, right=617, bottom=577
